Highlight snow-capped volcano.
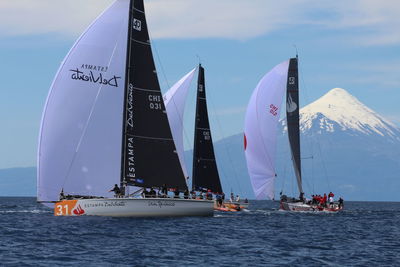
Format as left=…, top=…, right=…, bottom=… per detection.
left=297, top=88, right=400, bottom=141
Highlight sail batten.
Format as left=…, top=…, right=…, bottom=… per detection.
left=192, top=65, right=222, bottom=193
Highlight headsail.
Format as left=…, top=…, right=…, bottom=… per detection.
left=38, top=0, right=130, bottom=202
left=244, top=60, right=289, bottom=200
left=38, top=0, right=188, bottom=204
left=286, top=57, right=303, bottom=195
left=163, top=68, right=196, bottom=181
left=121, top=0, right=187, bottom=190
left=192, top=65, right=222, bottom=193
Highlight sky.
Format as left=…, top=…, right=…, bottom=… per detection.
left=0, top=0, right=399, bottom=169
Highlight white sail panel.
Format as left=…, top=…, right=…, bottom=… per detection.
left=163, top=68, right=196, bottom=180
left=244, top=60, right=289, bottom=200
left=37, top=0, right=129, bottom=203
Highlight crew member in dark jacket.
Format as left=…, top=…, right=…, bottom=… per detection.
left=109, top=184, right=121, bottom=198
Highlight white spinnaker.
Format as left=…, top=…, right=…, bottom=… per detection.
left=163, top=68, right=196, bottom=180
left=37, top=0, right=129, bottom=203
left=244, top=60, right=289, bottom=200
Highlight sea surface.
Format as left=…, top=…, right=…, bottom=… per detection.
left=0, top=197, right=399, bottom=266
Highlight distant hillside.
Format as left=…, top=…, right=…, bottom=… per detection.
left=0, top=167, right=36, bottom=197
left=2, top=89, right=400, bottom=201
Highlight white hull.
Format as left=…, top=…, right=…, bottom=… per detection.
left=280, top=201, right=342, bottom=212
left=54, top=198, right=214, bottom=217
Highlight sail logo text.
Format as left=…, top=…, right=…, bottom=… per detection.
left=69, top=68, right=121, bottom=87
left=127, top=84, right=134, bottom=127
left=203, top=130, right=210, bottom=140
left=286, top=94, right=298, bottom=113
left=126, top=137, right=136, bottom=178
left=148, top=95, right=162, bottom=110
left=80, top=64, right=108, bottom=72
left=270, top=104, right=278, bottom=116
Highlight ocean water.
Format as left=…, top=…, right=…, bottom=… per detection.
left=0, top=197, right=399, bottom=266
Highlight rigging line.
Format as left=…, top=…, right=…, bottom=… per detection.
left=148, top=31, right=170, bottom=89
left=148, top=32, right=195, bottom=173
left=36, top=4, right=113, bottom=197
left=203, top=86, right=231, bottom=188
left=309, top=134, right=315, bottom=195
left=298, top=57, right=331, bottom=191
left=61, top=29, right=122, bottom=191
left=207, top=83, right=242, bottom=196
left=148, top=32, right=194, bottom=187
left=280, top=150, right=288, bottom=194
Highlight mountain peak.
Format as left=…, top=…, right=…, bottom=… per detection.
left=299, top=88, right=400, bottom=139
left=310, top=88, right=366, bottom=112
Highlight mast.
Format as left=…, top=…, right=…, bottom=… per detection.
left=191, top=64, right=222, bottom=193
left=286, top=57, right=303, bottom=195
left=120, top=0, right=187, bottom=191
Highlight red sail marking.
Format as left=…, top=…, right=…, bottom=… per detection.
left=73, top=204, right=85, bottom=215
left=244, top=134, right=247, bottom=151
left=269, top=104, right=278, bottom=116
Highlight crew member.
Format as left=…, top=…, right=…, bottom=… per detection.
left=174, top=188, right=180, bottom=198
left=109, top=184, right=121, bottom=198
left=206, top=189, right=213, bottom=200
left=338, top=197, right=344, bottom=209
left=149, top=187, right=156, bottom=198
left=184, top=189, right=189, bottom=199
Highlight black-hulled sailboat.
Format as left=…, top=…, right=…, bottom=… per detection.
left=244, top=57, right=342, bottom=212
left=37, top=0, right=214, bottom=217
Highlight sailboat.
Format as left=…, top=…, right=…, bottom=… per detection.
left=191, top=65, right=223, bottom=195
left=244, top=57, right=342, bottom=212
left=37, top=0, right=214, bottom=217
left=164, top=64, right=247, bottom=211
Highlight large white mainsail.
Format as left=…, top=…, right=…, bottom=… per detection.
left=244, top=60, right=289, bottom=200
left=163, top=68, right=196, bottom=180
left=37, top=0, right=129, bottom=203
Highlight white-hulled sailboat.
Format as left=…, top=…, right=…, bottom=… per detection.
left=244, top=57, right=342, bottom=212
left=37, top=0, right=214, bottom=217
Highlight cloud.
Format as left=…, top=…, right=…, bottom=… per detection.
left=0, top=0, right=399, bottom=45
left=145, top=0, right=299, bottom=40
left=0, top=0, right=114, bottom=37
left=304, top=0, right=400, bottom=46
left=347, top=62, right=400, bottom=88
